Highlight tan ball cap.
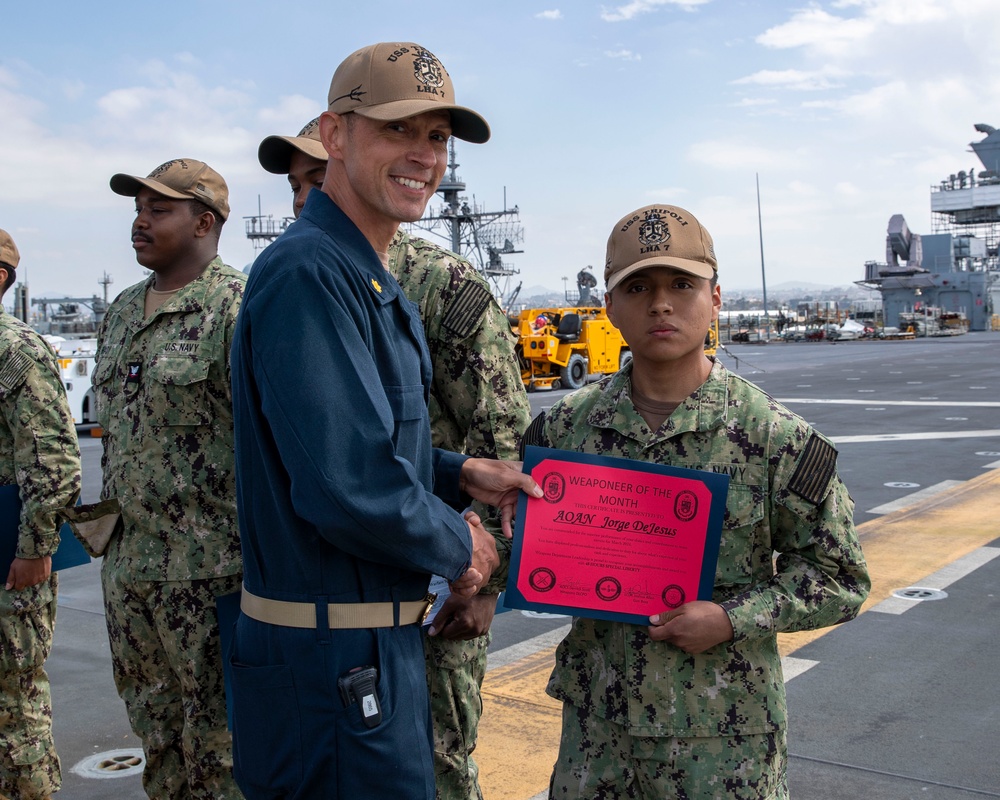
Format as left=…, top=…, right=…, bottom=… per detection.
left=110, top=158, right=230, bottom=221
left=605, top=204, right=717, bottom=293
left=258, top=117, right=328, bottom=175
left=328, top=42, right=490, bottom=144
left=0, top=228, right=19, bottom=269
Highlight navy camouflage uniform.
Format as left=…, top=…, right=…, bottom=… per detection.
left=93, top=258, right=246, bottom=799
left=389, top=231, right=530, bottom=800
left=528, top=359, right=870, bottom=799
left=0, top=311, right=81, bottom=800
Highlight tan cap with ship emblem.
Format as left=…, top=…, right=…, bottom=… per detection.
left=327, top=42, right=490, bottom=144
left=110, top=158, right=230, bottom=221
left=605, top=204, right=717, bottom=293
left=0, top=228, right=19, bottom=269
left=258, top=117, right=328, bottom=175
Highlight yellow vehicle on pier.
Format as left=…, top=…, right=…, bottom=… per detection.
left=513, top=306, right=627, bottom=391
left=513, top=306, right=720, bottom=392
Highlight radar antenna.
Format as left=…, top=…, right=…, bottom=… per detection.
left=244, top=195, right=294, bottom=253
left=409, top=140, right=524, bottom=307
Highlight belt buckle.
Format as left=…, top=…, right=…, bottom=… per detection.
left=420, top=593, right=438, bottom=624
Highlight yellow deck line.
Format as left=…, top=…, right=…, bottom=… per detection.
left=476, top=469, right=1000, bottom=799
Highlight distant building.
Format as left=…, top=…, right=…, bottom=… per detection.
left=858, top=124, right=999, bottom=331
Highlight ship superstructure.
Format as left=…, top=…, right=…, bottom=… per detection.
left=858, top=124, right=999, bottom=331
left=408, top=140, right=524, bottom=307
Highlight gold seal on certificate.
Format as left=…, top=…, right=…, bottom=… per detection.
left=504, top=446, right=729, bottom=624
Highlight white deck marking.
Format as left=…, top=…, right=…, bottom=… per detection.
left=871, top=547, right=1000, bottom=615
left=778, top=398, right=1000, bottom=408
left=832, top=430, right=1000, bottom=444
left=487, top=624, right=572, bottom=671
left=867, top=481, right=964, bottom=515
left=782, top=656, right=820, bottom=681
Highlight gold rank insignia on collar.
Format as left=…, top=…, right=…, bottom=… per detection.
left=371, top=277, right=382, bottom=294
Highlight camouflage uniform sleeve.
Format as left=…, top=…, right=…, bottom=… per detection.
left=721, top=430, right=870, bottom=641
left=221, top=276, right=245, bottom=396
left=469, top=304, right=531, bottom=591
left=430, top=280, right=530, bottom=462
left=427, top=273, right=531, bottom=593
left=0, top=340, right=82, bottom=558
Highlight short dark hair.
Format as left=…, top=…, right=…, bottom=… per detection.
left=0, top=263, right=15, bottom=293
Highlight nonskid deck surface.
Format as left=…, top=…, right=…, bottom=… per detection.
left=52, top=332, right=1000, bottom=799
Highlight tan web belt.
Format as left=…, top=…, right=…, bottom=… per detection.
left=240, top=586, right=436, bottom=629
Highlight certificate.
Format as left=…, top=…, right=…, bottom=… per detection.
left=504, top=446, right=729, bottom=625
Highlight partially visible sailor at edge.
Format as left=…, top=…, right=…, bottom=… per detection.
left=257, top=115, right=532, bottom=800
left=524, top=204, right=871, bottom=799
left=230, top=42, right=541, bottom=800
left=0, top=228, right=81, bottom=800
left=74, top=159, right=246, bottom=799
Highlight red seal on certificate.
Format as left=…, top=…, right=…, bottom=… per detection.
left=595, top=577, right=622, bottom=602
left=542, top=472, right=566, bottom=503
left=661, top=585, right=686, bottom=608
left=674, top=490, right=698, bottom=522
left=529, top=567, right=556, bottom=592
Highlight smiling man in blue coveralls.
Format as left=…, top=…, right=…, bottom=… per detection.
left=229, top=42, right=541, bottom=800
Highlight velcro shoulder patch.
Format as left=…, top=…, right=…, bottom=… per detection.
left=0, top=348, right=32, bottom=393
left=520, top=412, right=548, bottom=460
left=789, top=433, right=837, bottom=505
left=442, top=280, right=493, bottom=339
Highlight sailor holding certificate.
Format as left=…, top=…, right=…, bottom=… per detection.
left=522, top=204, right=870, bottom=800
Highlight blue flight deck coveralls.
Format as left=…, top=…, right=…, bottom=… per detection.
left=229, top=190, right=474, bottom=800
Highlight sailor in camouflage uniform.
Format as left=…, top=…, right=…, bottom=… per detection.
left=389, top=229, right=530, bottom=799
left=93, top=162, right=245, bottom=799
left=257, top=120, right=531, bottom=800
left=0, top=229, right=81, bottom=800
left=522, top=205, right=870, bottom=799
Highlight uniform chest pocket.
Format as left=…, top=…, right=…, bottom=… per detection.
left=385, top=384, right=427, bottom=458
left=91, top=353, right=120, bottom=430
left=146, top=347, right=216, bottom=427
left=715, top=481, right=765, bottom=590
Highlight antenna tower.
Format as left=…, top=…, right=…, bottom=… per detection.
left=409, top=140, right=524, bottom=306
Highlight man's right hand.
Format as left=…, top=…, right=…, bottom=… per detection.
left=450, top=510, right=499, bottom=598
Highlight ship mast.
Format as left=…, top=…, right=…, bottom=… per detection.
left=410, top=140, right=524, bottom=307
left=244, top=195, right=293, bottom=254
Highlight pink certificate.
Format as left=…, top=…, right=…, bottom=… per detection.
left=504, top=446, right=728, bottom=624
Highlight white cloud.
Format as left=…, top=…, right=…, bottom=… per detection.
left=787, top=180, right=819, bottom=197
left=536, top=9, right=563, bottom=20
left=688, top=140, right=804, bottom=171
left=600, top=0, right=710, bottom=23
left=174, top=52, right=200, bottom=67
left=757, top=8, right=875, bottom=55
left=255, top=95, right=321, bottom=129
left=644, top=186, right=689, bottom=198
left=732, top=68, right=847, bottom=91
left=605, top=49, right=642, bottom=61
left=0, top=59, right=326, bottom=293
left=732, top=97, right=778, bottom=108
left=757, top=1, right=986, bottom=57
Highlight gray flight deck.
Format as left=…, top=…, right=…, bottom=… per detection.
left=46, top=332, right=1000, bottom=798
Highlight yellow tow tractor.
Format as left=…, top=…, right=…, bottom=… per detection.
left=514, top=309, right=720, bottom=391
left=514, top=305, right=629, bottom=391
left=511, top=266, right=719, bottom=392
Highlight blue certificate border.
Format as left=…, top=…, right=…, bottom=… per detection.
left=503, top=445, right=729, bottom=625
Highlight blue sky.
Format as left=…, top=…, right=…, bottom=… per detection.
left=2, top=0, right=997, bottom=305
